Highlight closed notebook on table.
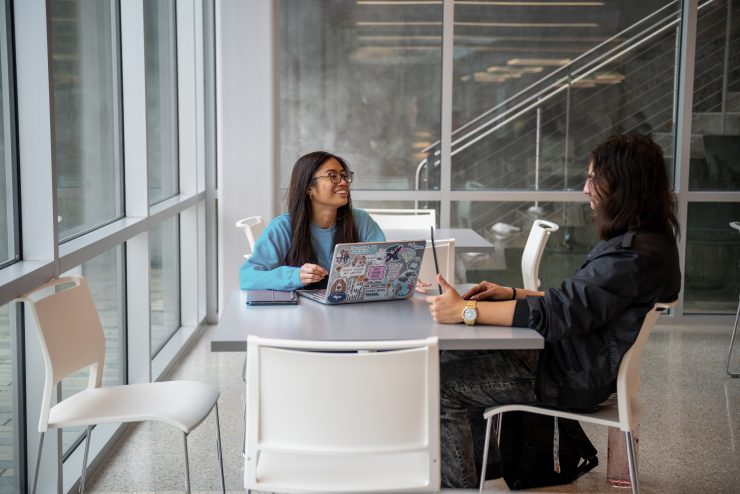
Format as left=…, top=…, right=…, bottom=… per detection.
left=246, top=290, right=298, bottom=306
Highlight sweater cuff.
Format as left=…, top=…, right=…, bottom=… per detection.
left=512, top=299, right=531, bottom=327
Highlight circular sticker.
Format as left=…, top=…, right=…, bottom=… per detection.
left=327, top=292, right=347, bottom=303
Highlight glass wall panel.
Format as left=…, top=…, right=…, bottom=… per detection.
left=0, top=0, right=16, bottom=267
left=144, top=0, right=179, bottom=205
left=0, top=303, right=21, bottom=493
left=59, top=247, right=124, bottom=453
left=689, top=0, right=740, bottom=190
left=150, top=215, right=180, bottom=357
left=684, top=202, right=740, bottom=314
left=278, top=0, right=442, bottom=191
left=451, top=201, right=597, bottom=289
left=451, top=0, right=679, bottom=190
left=50, top=0, right=123, bottom=240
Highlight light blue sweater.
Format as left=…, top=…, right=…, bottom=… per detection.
left=239, top=209, right=385, bottom=290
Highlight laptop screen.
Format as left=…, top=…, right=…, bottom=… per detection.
left=320, top=240, right=426, bottom=304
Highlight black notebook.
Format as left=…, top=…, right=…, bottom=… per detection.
left=246, top=289, right=298, bottom=306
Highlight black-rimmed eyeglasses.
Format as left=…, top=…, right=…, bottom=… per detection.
left=311, top=171, right=355, bottom=185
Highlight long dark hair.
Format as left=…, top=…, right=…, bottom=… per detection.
left=588, top=134, right=679, bottom=240
left=286, top=151, right=360, bottom=267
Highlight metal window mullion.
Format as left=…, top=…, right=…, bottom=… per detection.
left=673, top=0, right=699, bottom=318
left=439, top=0, right=454, bottom=228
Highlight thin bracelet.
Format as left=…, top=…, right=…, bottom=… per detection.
left=511, top=287, right=517, bottom=300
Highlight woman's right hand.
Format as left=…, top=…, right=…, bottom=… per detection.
left=462, top=280, right=513, bottom=301
left=299, top=263, right=328, bottom=285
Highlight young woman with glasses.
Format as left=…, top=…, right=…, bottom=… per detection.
left=425, top=134, right=681, bottom=488
left=239, top=151, right=385, bottom=290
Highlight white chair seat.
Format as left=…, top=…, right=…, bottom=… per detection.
left=255, top=451, right=433, bottom=492
left=48, top=380, right=219, bottom=433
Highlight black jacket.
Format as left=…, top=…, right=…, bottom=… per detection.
left=512, top=230, right=681, bottom=409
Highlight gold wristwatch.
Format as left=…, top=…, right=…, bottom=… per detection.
left=462, top=300, right=478, bottom=326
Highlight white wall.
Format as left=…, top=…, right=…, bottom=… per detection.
left=216, top=0, right=277, bottom=312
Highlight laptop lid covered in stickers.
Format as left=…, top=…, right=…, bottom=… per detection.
left=299, top=240, right=426, bottom=304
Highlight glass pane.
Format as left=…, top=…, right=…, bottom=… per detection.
left=278, top=0, right=442, bottom=191
left=451, top=0, right=679, bottom=190
left=59, top=247, right=124, bottom=453
left=684, top=203, right=740, bottom=314
left=0, top=303, right=21, bottom=493
left=0, top=0, right=16, bottom=267
left=50, top=0, right=123, bottom=240
left=150, top=215, right=180, bottom=357
left=144, top=0, right=179, bottom=205
left=451, top=201, right=597, bottom=289
left=689, top=0, right=740, bottom=191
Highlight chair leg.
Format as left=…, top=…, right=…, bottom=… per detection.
left=479, top=415, right=493, bottom=493
left=79, top=425, right=93, bottom=493
left=727, top=294, right=740, bottom=378
left=183, top=432, right=191, bottom=494
left=215, top=403, right=226, bottom=493
left=31, top=432, right=45, bottom=494
left=625, top=430, right=639, bottom=494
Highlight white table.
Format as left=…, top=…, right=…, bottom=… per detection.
left=211, top=290, right=543, bottom=352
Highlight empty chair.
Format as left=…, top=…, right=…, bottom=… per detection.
left=521, top=219, right=560, bottom=291
left=419, top=238, right=455, bottom=287
left=365, top=208, right=436, bottom=230
left=728, top=221, right=740, bottom=378
left=18, top=276, right=225, bottom=494
left=478, top=301, right=675, bottom=494
left=236, top=216, right=266, bottom=259
left=244, top=336, right=440, bottom=493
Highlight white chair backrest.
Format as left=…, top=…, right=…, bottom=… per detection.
left=235, top=216, right=266, bottom=254
left=521, top=219, right=559, bottom=291
left=365, top=208, right=436, bottom=230
left=616, top=301, right=675, bottom=430
left=419, top=238, right=455, bottom=284
left=17, top=276, right=105, bottom=431
left=730, top=221, right=740, bottom=233
left=245, top=336, right=440, bottom=490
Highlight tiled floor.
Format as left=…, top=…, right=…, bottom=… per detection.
left=85, top=320, right=740, bottom=493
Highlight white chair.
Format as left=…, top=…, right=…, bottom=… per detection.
left=365, top=208, right=436, bottom=230
left=244, top=336, right=440, bottom=493
left=521, top=219, right=560, bottom=291
left=478, top=301, right=675, bottom=494
left=419, top=238, right=455, bottom=288
left=727, top=221, right=740, bottom=378
left=236, top=216, right=266, bottom=259
left=18, top=276, right=225, bottom=494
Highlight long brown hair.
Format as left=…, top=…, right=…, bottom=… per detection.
left=588, top=134, right=679, bottom=240
left=286, top=151, right=360, bottom=267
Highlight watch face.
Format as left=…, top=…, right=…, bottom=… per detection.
left=463, top=307, right=477, bottom=320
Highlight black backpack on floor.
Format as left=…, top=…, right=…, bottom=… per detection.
left=499, top=411, right=599, bottom=490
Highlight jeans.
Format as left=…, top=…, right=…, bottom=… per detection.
left=439, top=349, right=540, bottom=488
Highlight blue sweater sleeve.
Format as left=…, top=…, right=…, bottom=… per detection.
left=239, top=215, right=303, bottom=290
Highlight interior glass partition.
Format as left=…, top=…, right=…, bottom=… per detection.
left=684, top=0, right=740, bottom=313
left=278, top=0, right=443, bottom=194
left=50, top=0, right=123, bottom=241
left=0, top=302, right=20, bottom=493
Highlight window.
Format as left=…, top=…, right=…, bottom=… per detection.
left=0, top=0, right=16, bottom=267
left=0, top=302, right=21, bottom=493
left=150, top=215, right=180, bottom=357
left=144, top=0, right=179, bottom=205
left=278, top=0, right=443, bottom=191
left=50, top=0, right=123, bottom=240
left=59, top=247, right=124, bottom=453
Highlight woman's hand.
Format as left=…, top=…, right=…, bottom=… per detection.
left=415, top=278, right=433, bottom=293
left=425, top=275, right=466, bottom=324
left=299, top=263, right=328, bottom=285
left=462, top=280, right=513, bottom=301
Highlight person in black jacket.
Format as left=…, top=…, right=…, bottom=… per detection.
left=426, top=134, right=681, bottom=488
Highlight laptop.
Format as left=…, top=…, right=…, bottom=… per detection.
left=298, top=240, right=426, bottom=305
